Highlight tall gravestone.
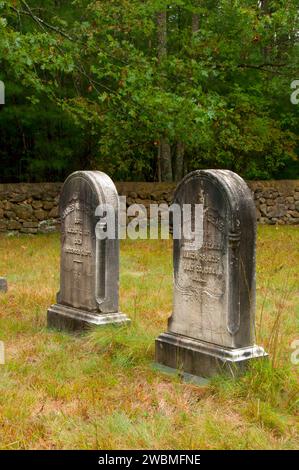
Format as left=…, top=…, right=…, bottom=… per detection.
left=156, top=170, right=267, bottom=378
left=47, top=171, right=130, bottom=332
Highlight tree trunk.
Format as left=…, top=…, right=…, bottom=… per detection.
left=260, top=0, right=268, bottom=12
left=157, top=11, right=167, bottom=59
left=160, top=140, right=172, bottom=182
left=174, top=141, right=185, bottom=181
left=259, top=0, right=270, bottom=59
left=172, top=11, right=200, bottom=182
left=192, top=14, right=199, bottom=33
left=157, top=10, right=173, bottom=182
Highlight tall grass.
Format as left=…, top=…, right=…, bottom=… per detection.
left=0, top=227, right=298, bottom=449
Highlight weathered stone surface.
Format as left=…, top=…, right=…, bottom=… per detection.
left=289, top=210, right=299, bottom=218
left=267, top=204, right=287, bottom=218
left=256, top=207, right=261, bottom=219
left=31, top=201, right=43, bottom=209
left=3, top=201, right=13, bottom=211
left=47, top=171, right=130, bottom=332
left=15, top=204, right=33, bottom=219
left=7, top=220, right=22, bottom=230
left=10, top=194, right=27, bottom=203
left=259, top=204, right=267, bottom=216
left=0, top=278, right=8, bottom=293
left=4, top=210, right=16, bottom=219
left=23, top=221, right=39, bottom=228
left=43, top=201, right=54, bottom=210
left=34, top=209, right=46, bottom=220
left=0, top=220, right=7, bottom=231
left=32, top=201, right=43, bottom=209
left=156, top=170, right=267, bottom=379
left=48, top=206, right=59, bottom=218
left=38, top=220, right=57, bottom=233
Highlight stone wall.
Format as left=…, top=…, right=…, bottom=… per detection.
left=0, top=180, right=298, bottom=234
left=247, top=180, right=299, bottom=225
left=0, top=183, right=62, bottom=234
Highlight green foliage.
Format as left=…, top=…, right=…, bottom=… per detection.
left=211, top=360, right=298, bottom=414
left=0, top=0, right=298, bottom=181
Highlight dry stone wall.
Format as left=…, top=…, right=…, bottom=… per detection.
left=0, top=180, right=298, bottom=234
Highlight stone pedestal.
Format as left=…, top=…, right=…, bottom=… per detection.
left=156, top=333, right=266, bottom=378
left=155, top=170, right=267, bottom=378
left=47, top=304, right=129, bottom=332
left=0, top=278, right=7, bottom=293
left=47, top=171, right=130, bottom=333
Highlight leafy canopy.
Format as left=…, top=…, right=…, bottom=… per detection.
left=0, top=0, right=298, bottom=181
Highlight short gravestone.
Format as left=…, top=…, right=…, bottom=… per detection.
left=0, top=278, right=8, bottom=293
left=156, top=170, right=267, bottom=378
left=47, top=171, right=130, bottom=332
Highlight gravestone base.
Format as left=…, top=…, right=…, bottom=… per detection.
left=0, top=278, right=8, bottom=293
left=48, top=304, right=130, bottom=333
left=155, top=332, right=267, bottom=379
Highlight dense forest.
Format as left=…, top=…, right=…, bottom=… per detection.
left=0, top=0, right=298, bottom=182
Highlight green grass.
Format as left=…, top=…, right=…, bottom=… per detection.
left=0, top=226, right=298, bottom=449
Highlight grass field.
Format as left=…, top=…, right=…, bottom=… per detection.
left=0, top=226, right=298, bottom=450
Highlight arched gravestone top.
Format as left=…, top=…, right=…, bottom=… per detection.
left=156, top=170, right=267, bottom=378
left=173, top=169, right=256, bottom=348
left=47, top=171, right=130, bottom=332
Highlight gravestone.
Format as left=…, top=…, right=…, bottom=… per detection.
left=156, top=170, right=267, bottom=378
left=47, top=171, right=130, bottom=332
left=0, top=278, right=7, bottom=293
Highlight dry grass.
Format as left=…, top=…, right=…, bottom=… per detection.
left=0, top=226, right=298, bottom=450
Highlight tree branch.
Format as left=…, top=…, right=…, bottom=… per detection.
left=21, top=0, right=74, bottom=40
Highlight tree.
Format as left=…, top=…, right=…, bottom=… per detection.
left=157, top=9, right=173, bottom=182
left=0, top=0, right=298, bottom=182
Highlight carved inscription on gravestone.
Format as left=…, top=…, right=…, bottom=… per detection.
left=59, top=193, right=96, bottom=311
left=156, top=170, right=267, bottom=378
left=171, top=176, right=239, bottom=347
left=48, top=171, right=130, bottom=331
